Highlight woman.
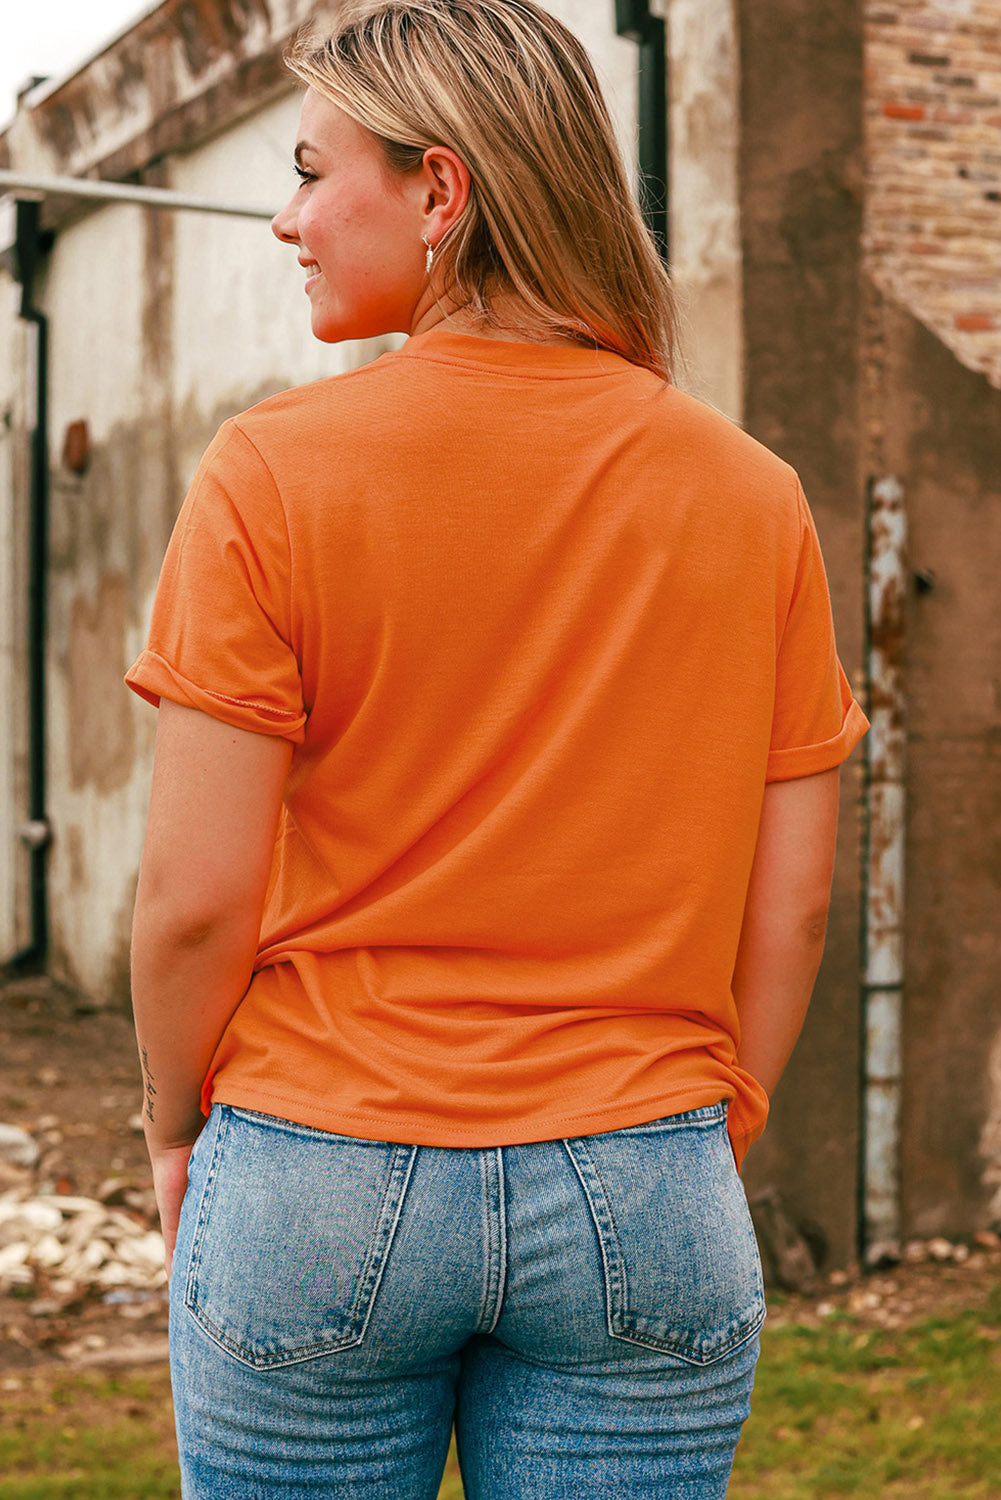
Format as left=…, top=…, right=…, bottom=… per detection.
left=127, top=2, right=868, bottom=1496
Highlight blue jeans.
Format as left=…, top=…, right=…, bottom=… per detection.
left=170, top=1101, right=763, bottom=1498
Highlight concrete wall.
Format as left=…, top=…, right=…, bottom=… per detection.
left=737, top=0, right=868, bottom=1267
left=668, top=0, right=744, bottom=422
left=739, top=0, right=1001, bottom=1260
left=862, top=2, right=1001, bottom=1249
left=865, top=286, right=1001, bottom=1239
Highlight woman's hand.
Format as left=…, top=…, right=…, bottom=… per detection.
left=148, top=1137, right=197, bottom=1277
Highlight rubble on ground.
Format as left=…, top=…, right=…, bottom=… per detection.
left=768, top=1231, right=1001, bottom=1332
left=0, top=1181, right=166, bottom=1312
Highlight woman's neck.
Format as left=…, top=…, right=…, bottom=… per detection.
left=410, top=291, right=581, bottom=348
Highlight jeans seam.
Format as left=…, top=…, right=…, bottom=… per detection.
left=353, top=1142, right=419, bottom=1346
left=184, top=1106, right=229, bottom=1314
left=562, top=1137, right=624, bottom=1342
left=477, top=1148, right=507, bottom=1334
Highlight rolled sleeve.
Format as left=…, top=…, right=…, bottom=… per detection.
left=766, top=485, right=868, bottom=782
left=126, top=419, right=306, bottom=744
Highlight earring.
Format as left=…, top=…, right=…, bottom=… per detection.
left=423, top=235, right=435, bottom=274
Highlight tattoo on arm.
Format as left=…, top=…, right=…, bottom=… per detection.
left=140, top=1046, right=157, bottom=1123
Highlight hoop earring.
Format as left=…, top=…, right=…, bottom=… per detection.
left=422, top=235, right=435, bottom=275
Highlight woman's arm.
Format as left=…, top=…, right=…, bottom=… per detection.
left=131, top=700, right=293, bottom=1268
left=732, top=767, right=841, bottom=1095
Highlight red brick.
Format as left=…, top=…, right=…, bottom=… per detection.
left=883, top=102, right=927, bottom=120
left=955, top=313, right=996, bottom=330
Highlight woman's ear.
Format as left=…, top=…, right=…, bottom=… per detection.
left=419, top=145, right=472, bottom=245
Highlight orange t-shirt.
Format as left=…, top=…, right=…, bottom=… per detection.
left=127, top=328, right=868, bottom=1166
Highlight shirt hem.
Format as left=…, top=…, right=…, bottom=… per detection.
left=208, top=1079, right=745, bottom=1148
left=125, top=650, right=307, bottom=743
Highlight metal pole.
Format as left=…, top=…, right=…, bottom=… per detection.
left=861, top=475, right=908, bottom=1265
left=614, top=0, right=669, bottom=262
left=0, top=169, right=275, bottom=220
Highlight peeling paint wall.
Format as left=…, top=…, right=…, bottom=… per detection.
left=668, top=0, right=744, bottom=421
left=737, top=0, right=868, bottom=1266
left=41, top=200, right=161, bottom=1001
left=867, top=289, right=1001, bottom=1241
left=29, top=98, right=353, bottom=1004
left=981, top=1026, right=1001, bottom=1226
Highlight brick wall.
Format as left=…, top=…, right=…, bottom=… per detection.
left=866, top=0, right=1001, bottom=386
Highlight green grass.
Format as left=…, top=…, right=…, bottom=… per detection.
left=0, top=1371, right=179, bottom=1499
left=2, top=1289, right=998, bottom=1498
left=730, top=1284, right=1001, bottom=1498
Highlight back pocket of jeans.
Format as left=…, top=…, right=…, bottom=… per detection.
left=183, top=1107, right=416, bottom=1369
left=564, top=1103, right=764, bottom=1365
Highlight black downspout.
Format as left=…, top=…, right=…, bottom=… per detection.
left=8, top=198, right=50, bottom=971
left=615, top=0, right=669, bottom=262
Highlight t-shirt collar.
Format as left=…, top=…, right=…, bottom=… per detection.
left=393, top=324, right=631, bottom=377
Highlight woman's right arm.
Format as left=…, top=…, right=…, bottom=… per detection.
left=732, top=767, right=841, bottom=1097
left=131, top=699, right=292, bottom=1269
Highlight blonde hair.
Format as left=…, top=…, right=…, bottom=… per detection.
left=285, top=0, right=678, bottom=380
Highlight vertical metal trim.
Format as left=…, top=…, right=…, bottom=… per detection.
left=861, top=475, right=908, bottom=1264
left=6, top=200, right=51, bottom=971
left=615, top=1, right=669, bottom=262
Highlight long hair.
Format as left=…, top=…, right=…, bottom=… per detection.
left=285, top=0, right=678, bottom=380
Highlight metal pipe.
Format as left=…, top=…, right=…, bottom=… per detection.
left=0, top=169, right=275, bottom=220
left=6, top=199, right=51, bottom=971
left=615, top=0, right=669, bottom=262
left=861, top=475, right=908, bottom=1264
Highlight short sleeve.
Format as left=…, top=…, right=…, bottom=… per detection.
left=125, top=419, right=307, bottom=744
left=766, top=484, right=868, bottom=782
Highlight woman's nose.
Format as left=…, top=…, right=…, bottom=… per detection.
left=272, top=196, right=299, bottom=244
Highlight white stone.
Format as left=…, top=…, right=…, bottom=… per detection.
left=0, top=1240, right=30, bottom=1273
left=0, top=1125, right=39, bottom=1169
left=117, top=1232, right=165, bottom=1268
left=41, top=1194, right=104, bottom=1215
left=28, top=1234, right=66, bottom=1268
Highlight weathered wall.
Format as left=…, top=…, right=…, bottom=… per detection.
left=865, top=0, right=1001, bottom=387
left=865, top=286, right=1001, bottom=1239
left=41, top=203, right=150, bottom=998
left=668, top=0, right=743, bottom=421
left=0, top=1, right=329, bottom=991
left=26, top=95, right=361, bottom=1003
left=737, top=0, right=1001, bottom=1261
left=862, top=4, right=1001, bottom=1243
left=738, top=0, right=867, bottom=1267
left=0, top=0, right=314, bottom=185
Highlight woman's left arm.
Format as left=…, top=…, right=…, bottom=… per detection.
left=131, top=699, right=293, bottom=1270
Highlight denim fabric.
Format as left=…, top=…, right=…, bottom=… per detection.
left=170, top=1101, right=764, bottom=1499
